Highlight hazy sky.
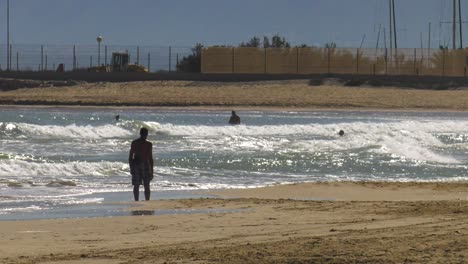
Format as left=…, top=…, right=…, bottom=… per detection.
left=0, top=0, right=466, bottom=48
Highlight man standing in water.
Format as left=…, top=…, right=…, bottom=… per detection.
left=129, top=127, right=154, bottom=201
left=228, top=111, right=241, bottom=125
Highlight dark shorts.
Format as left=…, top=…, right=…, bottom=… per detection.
left=131, top=162, right=151, bottom=186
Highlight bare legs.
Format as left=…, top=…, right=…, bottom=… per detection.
left=133, top=183, right=150, bottom=201
left=144, top=182, right=150, bottom=200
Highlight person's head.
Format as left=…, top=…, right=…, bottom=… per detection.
left=140, top=127, right=149, bottom=139
left=338, top=130, right=345, bottom=136
left=232, top=111, right=236, bottom=116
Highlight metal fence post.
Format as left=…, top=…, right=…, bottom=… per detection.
left=73, top=45, right=76, bottom=71
left=385, top=48, right=388, bottom=75
left=232, top=47, right=235, bottom=73
left=45, top=54, right=48, bottom=71
left=169, top=46, right=172, bottom=72
left=176, top=53, right=179, bottom=71
left=147, top=53, right=151, bottom=72
left=90, top=55, right=92, bottom=68
left=137, top=46, right=140, bottom=65
left=41, top=45, right=44, bottom=71
left=442, top=49, right=446, bottom=76
left=105, top=45, right=108, bottom=66
left=296, top=47, right=299, bottom=74
left=356, top=48, right=360, bottom=74
left=9, top=44, right=12, bottom=71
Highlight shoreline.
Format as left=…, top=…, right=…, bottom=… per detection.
left=2, top=181, right=468, bottom=263
left=4, top=181, right=468, bottom=222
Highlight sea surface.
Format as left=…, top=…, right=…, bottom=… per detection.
left=1, top=107, right=468, bottom=219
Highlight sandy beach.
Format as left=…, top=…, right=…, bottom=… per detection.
left=1, top=79, right=468, bottom=263
left=1, top=79, right=468, bottom=110
left=1, top=182, right=468, bottom=263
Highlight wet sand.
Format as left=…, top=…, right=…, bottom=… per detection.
left=2, top=182, right=468, bottom=263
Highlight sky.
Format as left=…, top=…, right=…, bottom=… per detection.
left=0, top=0, right=467, bottom=48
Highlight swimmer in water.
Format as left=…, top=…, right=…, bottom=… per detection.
left=228, top=111, right=241, bottom=125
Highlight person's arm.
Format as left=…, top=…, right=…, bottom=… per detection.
left=129, top=142, right=135, bottom=176
left=149, top=142, right=154, bottom=180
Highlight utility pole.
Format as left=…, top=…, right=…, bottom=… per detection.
left=392, top=0, right=397, bottom=50
left=383, top=27, right=387, bottom=50
left=459, top=0, right=463, bottom=49
left=428, top=22, right=431, bottom=66
left=420, top=32, right=424, bottom=50
left=392, top=0, right=397, bottom=69
left=453, top=0, right=457, bottom=50
left=376, top=24, right=382, bottom=50
left=428, top=22, right=431, bottom=50
left=7, top=0, right=10, bottom=71
left=389, top=0, right=393, bottom=62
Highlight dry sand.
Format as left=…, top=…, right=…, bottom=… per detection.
left=1, top=79, right=468, bottom=110
left=2, top=182, right=468, bottom=263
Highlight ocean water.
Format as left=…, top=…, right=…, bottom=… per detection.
left=1, top=107, right=468, bottom=219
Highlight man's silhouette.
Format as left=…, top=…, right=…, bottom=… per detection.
left=129, top=127, right=154, bottom=201
left=228, top=111, right=241, bottom=125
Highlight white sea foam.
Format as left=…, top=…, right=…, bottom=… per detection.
left=141, top=120, right=468, bottom=137
left=0, top=122, right=132, bottom=139
left=0, top=205, right=44, bottom=214
left=141, top=120, right=464, bottom=163
left=0, top=160, right=128, bottom=177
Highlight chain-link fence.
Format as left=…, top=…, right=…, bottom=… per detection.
left=1, top=44, right=192, bottom=73
left=202, top=47, right=468, bottom=77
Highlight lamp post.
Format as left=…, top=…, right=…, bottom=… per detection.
left=97, top=36, right=103, bottom=66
